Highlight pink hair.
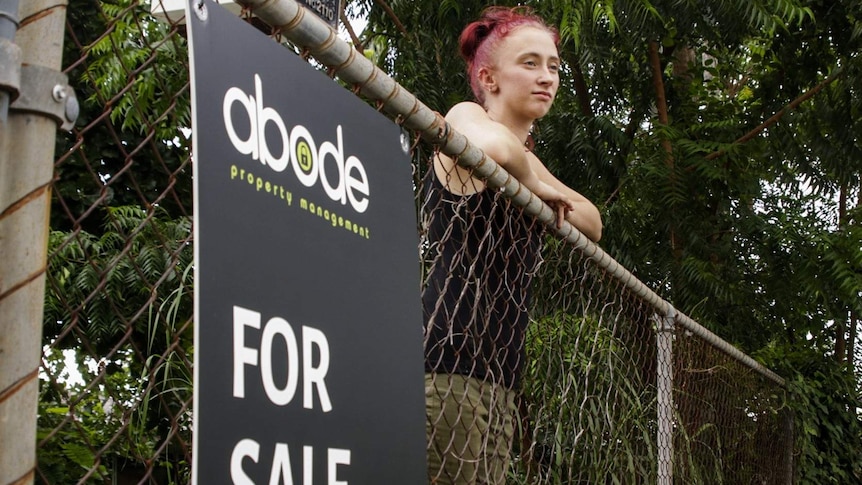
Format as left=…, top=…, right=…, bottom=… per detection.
left=459, top=6, right=560, bottom=105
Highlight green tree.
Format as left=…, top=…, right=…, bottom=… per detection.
left=55, top=0, right=191, bottom=234
left=41, top=0, right=861, bottom=481
left=362, top=0, right=862, bottom=480
left=41, top=206, right=194, bottom=483
left=40, top=0, right=194, bottom=481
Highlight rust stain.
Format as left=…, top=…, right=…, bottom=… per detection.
left=0, top=267, right=47, bottom=303
left=20, top=4, right=64, bottom=28
left=0, top=368, right=38, bottom=405
left=0, top=183, right=50, bottom=220
left=10, top=469, right=36, bottom=485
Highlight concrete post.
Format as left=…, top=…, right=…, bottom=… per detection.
left=0, top=1, right=67, bottom=483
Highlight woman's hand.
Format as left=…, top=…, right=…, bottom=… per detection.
left=533, top=180, right=576, bottom=229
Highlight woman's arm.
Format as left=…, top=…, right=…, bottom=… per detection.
left=528, top=152, right=602, bottom=242
left=440, top=103, right=576, bottom=222
left=443, top=102, right=535, bottom=185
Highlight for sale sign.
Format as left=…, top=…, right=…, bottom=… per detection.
left=187, top=1, right=427, bottom=483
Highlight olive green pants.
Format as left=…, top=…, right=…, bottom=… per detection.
left=425, top=373, right=518, bottom=485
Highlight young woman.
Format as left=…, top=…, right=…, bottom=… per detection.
left=421, top=7, right=603, bottom=485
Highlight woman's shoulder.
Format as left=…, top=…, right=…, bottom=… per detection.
left=445, top=101, right=488, bottom=122
left=445, top=102, right=520, bottom=151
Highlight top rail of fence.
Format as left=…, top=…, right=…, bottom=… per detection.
left=231, top=0, right=785, bottom=387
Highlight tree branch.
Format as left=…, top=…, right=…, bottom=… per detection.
left=648, top=41, right=673, bottom=161
left=648, top=40, right=680, bottom=257
left=339, top=9, right=362, bottom=49
left=705, top=66, right=846, bottom=161
left=372, top=0, right=408, bottom=36
left=570, top=55, right=593, bottom=118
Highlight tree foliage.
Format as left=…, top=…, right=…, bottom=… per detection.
left=44, top=205, right=193, bottom=352
left=41, top=205, right=194, bottom=482
left=55, top=0, right=191, bottom=234
left=39, top=1, right=194, bottom=480
left=362, top=0, right=861, bottom=480
left=41, top=0, right=862, bottom=481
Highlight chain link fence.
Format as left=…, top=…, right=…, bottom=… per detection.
left=0, top=0, right=791, bottom=483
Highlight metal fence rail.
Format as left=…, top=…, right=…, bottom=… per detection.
left=0, top=0, right=792, bottom=483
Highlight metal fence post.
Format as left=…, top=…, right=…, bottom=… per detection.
left=0, top=1, right=68, bottom=483
left=0, top=0, right=20, bottom=122
left=657, top=307, right=676, bottom=485
left=784, top=409, right=795, bottom=484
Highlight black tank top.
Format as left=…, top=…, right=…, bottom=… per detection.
left=421, top=166, right=543, bottom=389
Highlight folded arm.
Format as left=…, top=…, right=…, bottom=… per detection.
left=439, top=102, right=601, bottom=240
left=441, top=103, right=574, bottom=208
left=528, top=153, right=602, bottom=242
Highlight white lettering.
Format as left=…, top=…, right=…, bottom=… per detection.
left=223, top=75, right=371, bottom=213
left=231, top=438, right=260, bottom=485
left=232, top=305, right=332, bottom=412
left=302, top=326, right=332, bottom=412
left=223, top=87, right=258, bottom=160
left=269, top=443, right=294, bottom=485
left=290, top=124, right=318, bottom=187
left=344, top=155, right=369, bottom=213
left=328, top=449, right=351, bottom=485
left=255, top=74, right=291, bottom=171
left=232, top=442, right=352, bottom=485
left=304, top=446, right=314, bottom=485
left=233, top=306, right=261, bottom=398
left=318, top=126, right=346, bottom=205
left=261, top=317, right=300, bottom=406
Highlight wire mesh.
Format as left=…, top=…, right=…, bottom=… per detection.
left=672, top=328, right=793, bottom=484
left=38, top=1, right=193, bottom=483
left=28, top=1, right=792, bottom=483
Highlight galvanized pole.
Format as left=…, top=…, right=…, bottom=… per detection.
left=0, top=1, right=69, bottom=483
left=0, top=0, right=20, bottom=122
left=656, top=308, right=676, bottom=485
left=783, top=410, right=795, bottom=484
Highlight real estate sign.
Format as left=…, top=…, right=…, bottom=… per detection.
left=187, top=1, right=427, bottom=482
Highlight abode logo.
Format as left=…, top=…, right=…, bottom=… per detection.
left=223, top=74, right=370, bottom=214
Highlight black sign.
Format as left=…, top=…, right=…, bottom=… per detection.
left=187, top=1, right=426, bottom=483
left=298, top=0, right=341, bottom=29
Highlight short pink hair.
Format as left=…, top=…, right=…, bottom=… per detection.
left=459, top=6, right=560, bottom=105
